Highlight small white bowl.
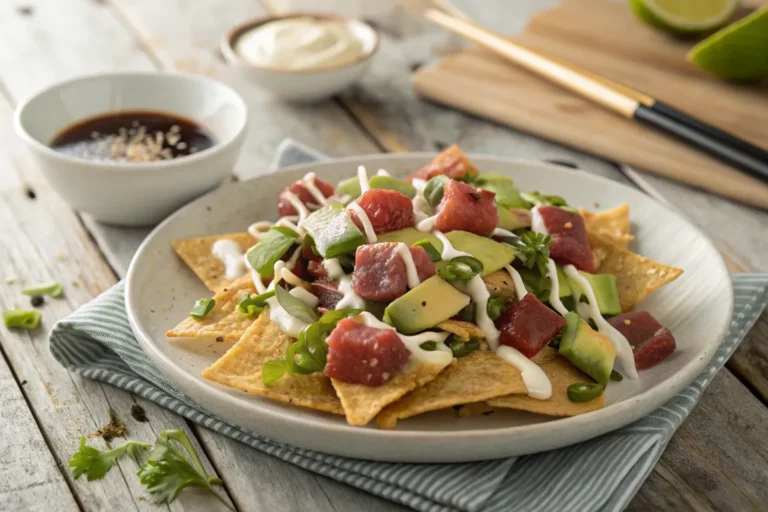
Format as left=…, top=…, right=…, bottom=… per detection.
left=222, top=13, right=379, bottom=102
left=14, top=72, right=248, bottom=226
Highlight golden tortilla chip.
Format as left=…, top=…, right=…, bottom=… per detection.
left=483, top=270, right=520, bottom=301
left=455, top=402, right=496, bottom=418
left=376, top=350, right=526, bottom=429
left=332, top=358, right=449, bottom=427
left=580, top=204, right=633, bottom=247
left=166, top=274, right=256, bottom=342
left=489, top=347, right=605, bottom=417
left=589, top=234, right=683, bottom=312
left=173, top=233, right=256, bottom=292
left=437, top=320, right=486, bottom=341
left=202, top=311, right=343, bottom=415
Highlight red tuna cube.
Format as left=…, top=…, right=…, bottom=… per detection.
left=349, top=189, right=415, bottom=234
left=496, top=293, right=566, bottom=358
left=609, top=311, right=676, bottom=370
left=277, top=176, right=335, bottom=216
left=536, top=206, right=595, bottom=273
left=434, top=180, right=499, bottom=236
left=310, top=280, right=343, bottom=311
left=352, top=243, right=436, bottom=301
left=325, top=318, right=410, bottom=386
left=407, top=145, right=478, bottom=183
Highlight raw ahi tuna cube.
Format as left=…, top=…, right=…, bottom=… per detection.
left=496, top=293, right=566, bottom=358
left=407, top=145, right=478, bottom=183
left=277, top=176, right=335, bottom=216
left=536, top=206, right=595, bottom=272
left=349, top=189, right=415, bottom=234
left=352, top=243, right=436, bottom=301
left=310, top=280, right=342, bottom=311
left=434, top=180, right=499, bottom=236
left=325, top=318, right=410, bottom=386
left=609, top=311, right=676, bottom=370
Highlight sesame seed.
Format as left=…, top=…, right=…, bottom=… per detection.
left=564, top=222, right=573, bottom=229
left=623, top=319, right=631, bottom=325
left=370, top=359, right=378, bottom=367
left=382, top=372, right=390, bottom=381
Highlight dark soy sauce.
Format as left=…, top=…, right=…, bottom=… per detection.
left=50, top=110, right=216, bottom=163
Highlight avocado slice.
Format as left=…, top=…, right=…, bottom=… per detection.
left=476, top=179, right=530, bottom=208
left=384, top=275, right=470, bottom=334
left=559, top=312, right=616, bottom=384
left=497, top=205, right=528, bottom=231
left=443, top=231, right=516, bottom=276
left=337, top=176, right=362, bottom=200
left=377, top=227, right=442, bottom=250
left=369, top=175, right=417, bottom=198
left=302, top=204, right=366, bottom=258
left=570, top=272, right=622, bottom=316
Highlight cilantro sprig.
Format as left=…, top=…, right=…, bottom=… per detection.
left=69, top=436, right=150, bottom=481
left=505, top=231, right=553, bottom=276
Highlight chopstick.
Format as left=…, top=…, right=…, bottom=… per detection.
left=423, top=8, right=768, bottom=184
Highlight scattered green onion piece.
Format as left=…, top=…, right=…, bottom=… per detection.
left=419, top=341, right=437, bottom=351
left=453, top=256, right=484, bottom=273
left=189, top=299, right=215, bottom=320
left=319, top=308, right=363, bottom=325
left=438, top=256, right=484, bottom=281
left=458, top=302, right=476, bottom=322
left=567, top=382, right=606, bottom=403
left=3, top=309, right=42, bottom=329
left=412, top=239, right=442, bottom=262
left=424, top=175, right=450, bottom=208
left=486, top=295, right=507, bottom=321
left=447, top=337, right=480, bottom=358
left=610, top=370, right=624, bottom=382
left=237, top=290, right=274, bottom=316
left=275, top=286, right=319, bottom=324
left=22, top=281, right=63, bottom=298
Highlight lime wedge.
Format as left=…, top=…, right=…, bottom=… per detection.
left=630, top=0, right=740, bottom=33
left=688, top=8, right=768, bottom=80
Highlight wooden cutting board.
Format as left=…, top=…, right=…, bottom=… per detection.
left=412, top=0, right=768, bottom=209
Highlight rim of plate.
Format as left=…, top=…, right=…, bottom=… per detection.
left=125, top=153, right=733, bottom=446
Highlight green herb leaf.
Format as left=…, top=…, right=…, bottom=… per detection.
left=137, top=430, right=232, bottom=510
left=22, top=281, right=63, bottom=297
left=505, top=231, right=552, bottom=276
left=245, top=227, right=299, bottom=275
left=419, top=341, right=437, bottom=351
left=520, top=191, right=568, bottom=207
left=189, top=298, right=215, bottom=320
left=69, top=436, right=150, bottom=481
left=237, top=290, right=274, bottom=316
left=262, top=360, right=288, bottom=384
left=275, top=286, right=319, bottom=324
left=486, top=295, right=507, bottom=321
left=319, top=308, right=363, bottom=325
left=447, top=337, right=480, bottom=358
left=424, top=175, right=450, bottom=208
left=412, top=239, right=442, bottom=262
left=3, top=308, right=41, bottom=329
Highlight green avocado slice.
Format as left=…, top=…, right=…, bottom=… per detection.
left=559, top=312, right=616, bottom=384
left=384, top=275, right=470, bottom=334
left=570, top=272, right=622, bottom=316
left=302, top=204, right=366, bottom=259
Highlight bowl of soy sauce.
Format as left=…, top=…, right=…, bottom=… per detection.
left=14, top=72, right=247, bottom=226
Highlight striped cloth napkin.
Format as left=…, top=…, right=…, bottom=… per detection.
left=50, top=141, right=768, bottom=512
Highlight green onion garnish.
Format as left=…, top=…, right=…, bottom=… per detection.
left=567, top=382, right=606, bottom=403
left=3, top=309, right=42, bottom=329
left=412, top=239, right=442, bottom=262
left=419, top=341, right=437, bottom=351
left=22, top=281, right=63, bottom=298
left=237, top=290, right=274, bottom=316
left=438, top=256, right=484, bottom=281
left=447, top=337, right=480, bottom=358
left=189, top=298, right=215, bottom=320
left=486, top=295, right=507, bottom=321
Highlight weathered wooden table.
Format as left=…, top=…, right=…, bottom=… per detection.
left=2, top=1, right=767, bottom=510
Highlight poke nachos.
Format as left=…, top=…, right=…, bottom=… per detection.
left=168, top=146, right=683, bottom=428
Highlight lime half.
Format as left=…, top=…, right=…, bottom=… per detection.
left=689, top=8, right=768, bottom=80
left=630, top=0, right=740, bottom=33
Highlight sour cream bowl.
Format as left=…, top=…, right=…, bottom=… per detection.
left=222, top=13, right=379, bottom=102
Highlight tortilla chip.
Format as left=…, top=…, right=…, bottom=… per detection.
left=166, top=274, right=256, bottom=342
left=202, top=311, right=343, bottom=415
left=376, top=350, right=526, bottom=429
left=488, top=347, right=605, bottom=416
left=483, top=270, right=520, bottom=301
left=437, top=320, right=486, bottom=341
left=589, top=234, right=683, bottom=312
left=456, top=402, right=496, bottom=418
left=580, top=204, right=633, bottom=247
left=173, top=233, right=256, bottom=292
left=332, top=358, right=449, bottom=427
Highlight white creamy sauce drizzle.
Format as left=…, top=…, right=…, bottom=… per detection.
left=301, top=172, right=328, bottom=207
left=266, top=296, right=308, bottom=338
left=359, top=312, right=453, bottom=365
left=504, top=265, right=529, bottom=301
left=357, top=165, right=370, bottom=193
left=434, top=231, right=469, bottom=259
left=346, top=201, right=377, bottom=243
left=211, top=239, right=247, bottom=280
left=496, top=346, right=552, bottom=399
left=323, top=258, right=366, bottom=310
left=376, top=169, right=391, bottom=177
left=492, top=227, right=516, bottom=238
left=545, top=259, right=569, bottom=317
left=410, top=178, right=432, bottom=223
left=290, top=287, right=319, bottom=309
left=563, top=265, right=639, bottom=379
left=458, top=275, right=500, bottom=349
left=530, top=205, right=546, bottom=234
left=416, top=214, right=437, bottom=232
left=285, top=190, right=310, bottom=227
left=395, top=242, right=421, bottom=289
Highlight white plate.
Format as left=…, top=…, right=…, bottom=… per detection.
left=125, top=154, right=733, bottom=462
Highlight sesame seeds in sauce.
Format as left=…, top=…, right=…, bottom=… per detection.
left=49, top=110, right=216, bottom=163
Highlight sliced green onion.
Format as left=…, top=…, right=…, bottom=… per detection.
left=22, top=281, right=63, bottom=298
left=237, top=290, right=274, bottom=316
left=458, top=302, right=476, bottom=322
left=412, top=239, right=442, bottom=262
left=189, top=298, right=215, bottom=320
left=610, top=370, right=624, bottom=382
left=275, top=286, right=318, bottom=324
left=438, top=256, right=484, bottom=281
left=567, top=382, right=606, bottom=403
left=486, top=295, right=507, bottom=321
left=319, top=308, right=363, bottom=325
left=447, top=337, right=480, bottom=358
left=262, top=360, right=288, bottom=385
left=424, top=175, right=450, bottom=208
left=419, top=341, right=437, bottom=351
left=3, top=309, right=42, bottom=329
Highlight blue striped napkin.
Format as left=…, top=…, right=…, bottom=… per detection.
left=50, top=141, right=768, bottom=512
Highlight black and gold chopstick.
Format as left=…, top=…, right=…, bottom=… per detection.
left=423, top=8, right=768, bottom=183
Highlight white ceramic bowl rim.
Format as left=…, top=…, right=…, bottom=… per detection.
left=125, top=153, right=734, bottom=447
left=13, top=71, right=248, bottom=173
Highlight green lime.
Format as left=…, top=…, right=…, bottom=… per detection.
left=629, top=0, right=739, bottom=34
left=688, top=8, right=768, bottom=80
